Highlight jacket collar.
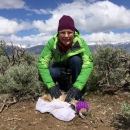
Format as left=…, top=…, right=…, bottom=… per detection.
left=55, top=40, right=81, bottom=54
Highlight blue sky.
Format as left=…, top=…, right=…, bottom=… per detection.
left=0, top=0, right=130, bottom=47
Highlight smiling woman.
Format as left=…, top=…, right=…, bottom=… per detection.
left=38, top=15, right=93, bottom=103
left=59, top=29, right=74, bottom=46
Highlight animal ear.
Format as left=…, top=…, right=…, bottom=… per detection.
left=41, top=94, right=51, bottom=102
left=70, top=104, right=75, bottom=110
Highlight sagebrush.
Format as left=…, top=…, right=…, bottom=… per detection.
left=0, top=40, right=45, bottom=100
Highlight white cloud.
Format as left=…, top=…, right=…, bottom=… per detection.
left=0, top=0, right=130, bottom=47
left=82, top=32, right=130, bottom=44
left=32, top=18, right=59, bottom=34
left=1, top=32, right=130, bottom=48
left=29, top=0, right=130, bottom=33
left=29, top=9, right=50, bottom=15
left=2, top=33, right=52, bottom=48
left=1, top=0, right=130, bottom=34
left=48, top=0, right=130, bottom=32
left=0, top=17, right=32, bottom=35
left=0, top=0, right=26, bottom=9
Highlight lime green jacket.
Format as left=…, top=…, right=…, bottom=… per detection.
left=38, top=31, right=93, bottom=90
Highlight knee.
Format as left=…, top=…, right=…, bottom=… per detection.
left=70, top=55, right=82, bottom=64
left=49, top=68, right=56, bottom=78
left=49, top=63, right=61, bottom=78
left=49, top=67, right=60, bottom=78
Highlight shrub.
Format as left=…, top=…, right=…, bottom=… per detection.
left=121, top=102, right=130, bottom=121
left=0, top=40, right=7, bottom=56
left=23, top=52, right=38, bottom=66
left=0, top=62, right=45, bottom=100
left=86, top=45, right=130, bottom=92
left=0, top=41, right=45, bottom=100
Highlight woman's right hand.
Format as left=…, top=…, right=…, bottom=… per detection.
left=49, top=86, right=62, bottom=99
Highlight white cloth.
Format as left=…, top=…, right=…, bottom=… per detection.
left=36, top=97, right=75, bottom=121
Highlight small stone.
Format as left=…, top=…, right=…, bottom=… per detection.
left=100, top=118, right=104, bottom=123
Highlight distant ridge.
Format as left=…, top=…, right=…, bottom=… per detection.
left=25, top=45, right=45, bottom=55
left=25, top=43, right=130, bottom=55
left=5, top=43, right=130, bottom=55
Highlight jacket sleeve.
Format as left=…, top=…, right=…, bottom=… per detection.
left=73, top=39, right=93, bottom=90
left=38, top=40, right=55, bottom=89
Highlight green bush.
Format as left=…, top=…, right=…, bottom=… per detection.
left=86, top=46, right=130, bottom=92
left=121, top=102, right=130, bottom=121
left=0, top=55, right=10, bottom=74
left=23, top=52, right=38, bottom=66
left=0, top=62, right=45, bottom=100
left=0, top=40, right=7, bottom=56
left=0, top=41, right=46, bottom=100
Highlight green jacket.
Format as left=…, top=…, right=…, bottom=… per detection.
left=38, top=30, right=93, bottom=90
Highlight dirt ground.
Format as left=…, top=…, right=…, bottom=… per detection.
left=0, top=92, right=130, bottom=130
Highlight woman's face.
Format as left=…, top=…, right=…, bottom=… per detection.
left=58, top=29, right=74, bottom=46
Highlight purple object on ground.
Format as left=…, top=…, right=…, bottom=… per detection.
left=76, top=101, right=89, bottom=113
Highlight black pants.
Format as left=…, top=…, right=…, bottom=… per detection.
left=49, top=55, right=82, bottom=92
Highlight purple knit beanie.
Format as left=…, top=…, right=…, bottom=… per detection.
left=76, top=101, right=89, bottom=113
left=58, top=15, right=75, bottom=31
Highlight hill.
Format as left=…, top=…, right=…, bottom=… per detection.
left=5, top=43, right=130, bottom=55
left=25, top=43, right=130, bottom=55
left=25, top=45, right=45, bottom=55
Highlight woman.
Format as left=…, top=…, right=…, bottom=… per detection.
left=38, top=15, right=93, bottom=102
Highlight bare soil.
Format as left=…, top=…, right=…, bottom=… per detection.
left=0, top=92, right=130, bottom=130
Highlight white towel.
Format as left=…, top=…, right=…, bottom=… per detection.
left=36, top=97, right=75, bottom=121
